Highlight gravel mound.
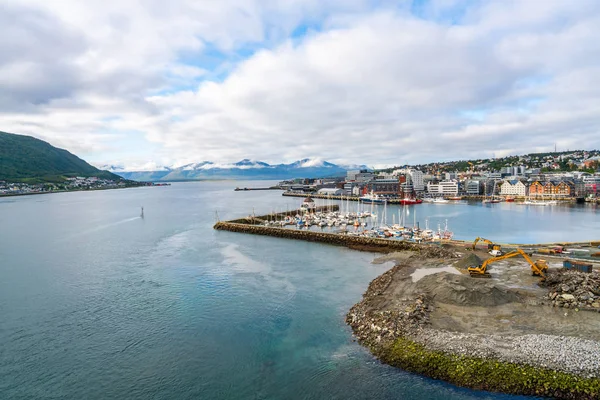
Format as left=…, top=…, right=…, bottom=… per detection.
left=415, top=272, right=521, bottom=307
left=413, top=329, right=600, bottom=378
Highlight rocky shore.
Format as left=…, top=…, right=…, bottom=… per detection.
left=346, top=252, right=600, bottom=399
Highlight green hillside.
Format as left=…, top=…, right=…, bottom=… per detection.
left=0, top=131, right=121, bottom=182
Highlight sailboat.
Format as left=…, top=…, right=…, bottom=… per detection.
left=482, top=181, right=501, bottom=203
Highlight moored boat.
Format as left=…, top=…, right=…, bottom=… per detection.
left=398, top=197, right=423, bottom=205
left=359, top=191, right=386, bottom=204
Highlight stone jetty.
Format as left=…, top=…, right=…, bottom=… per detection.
left=214, top=221, right=419, bottom=252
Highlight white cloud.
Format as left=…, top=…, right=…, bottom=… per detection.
left=2, top=0, right=600, bottom=167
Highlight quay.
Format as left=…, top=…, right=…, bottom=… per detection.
left=282, top=191, right=589, bottom=203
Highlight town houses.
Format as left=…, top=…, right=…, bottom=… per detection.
left=280, top=150, right=600, bottom=200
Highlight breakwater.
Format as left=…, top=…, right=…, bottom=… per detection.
left=214, top=221, right=421, bottom=252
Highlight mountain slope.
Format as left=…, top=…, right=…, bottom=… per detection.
left=111, top=158, right=358, bottom=181
left=0, top=131, right=121, bottom=182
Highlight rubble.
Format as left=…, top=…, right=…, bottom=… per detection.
left=543, top=269, right=600, bottom=310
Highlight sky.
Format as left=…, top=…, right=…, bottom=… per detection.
left=2, top=0, right=600, bottom=170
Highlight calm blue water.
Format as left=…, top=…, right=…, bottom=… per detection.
left=3, top=181, right=598, bottom=399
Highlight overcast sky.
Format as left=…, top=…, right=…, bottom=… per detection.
left=3, top=0, right=600, bottom=168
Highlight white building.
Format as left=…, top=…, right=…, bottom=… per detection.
left=317, top=188, right=344, bottom=196
left=499, top=180, right=527, bottom=196
left=427, top=180, right=458, bottom=195
left=408, top=169, right=425, bottom=192
left=465, top=180, right=481, bottom=195
left=300, top=196, right=316, bottom=211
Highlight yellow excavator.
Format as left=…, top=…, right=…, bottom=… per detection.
left=468, top=248, right=548, bottom=279
left=472, top=237, right=502, bottom=256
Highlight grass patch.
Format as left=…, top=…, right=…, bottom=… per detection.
left=381, top=337, right=600, bottom=399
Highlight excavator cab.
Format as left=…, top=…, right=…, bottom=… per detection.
left=472, top=237, right=503, bottom=256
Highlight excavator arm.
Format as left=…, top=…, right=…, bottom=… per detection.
left=468, top=249, right=548, bottom=278
left=472, top=237, right=502, bottom=255
left=472, top=237, right=493, bottom=249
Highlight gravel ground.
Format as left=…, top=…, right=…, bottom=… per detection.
left=412, top=329, right=600, bottom=378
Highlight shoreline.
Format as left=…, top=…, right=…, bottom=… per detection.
left=346, top=252, right=600, bottom=399
left=0, top=184, right=149, bottom=199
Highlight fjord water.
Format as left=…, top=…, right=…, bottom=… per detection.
left=2, top=183, right=598, bottom=400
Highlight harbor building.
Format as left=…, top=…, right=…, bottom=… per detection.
left=499, top=180, right=528, bottom=197
left=408, top=169, right=425, bottom=192
left=465, top=180, right=482, bottom=195
left=427, top=180, right=459, bottom=195
left=317, top=188, right=344, bottom=196
left=367, top=179, right=400, bottom=196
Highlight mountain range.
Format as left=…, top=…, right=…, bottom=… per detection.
left=0, top=131, right=121, bottom=183
left=99, top=159, right=365, bottom=181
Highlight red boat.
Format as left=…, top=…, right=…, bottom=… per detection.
left=398, top=198, right=423, bottom=205
left=505, top=197, right=515, bottom=202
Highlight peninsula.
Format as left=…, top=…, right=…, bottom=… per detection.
left=0, top=130, right=152, bottom=196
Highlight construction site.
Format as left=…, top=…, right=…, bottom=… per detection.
left=346, top=239, right=600, bottom=399
left=215, top=209, right=600, bottom=398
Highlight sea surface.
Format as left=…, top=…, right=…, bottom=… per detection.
left=2, top=181, right=599, bottom=399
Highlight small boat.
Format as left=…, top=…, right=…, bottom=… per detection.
left=505, top=197, right=515, bottom=202
left=359, top=191, right=386, bottom=204
left=522, top=200, right=549, bottom=206
left=433, top=198, right=450, bottom=204
left=482, top=198, right=501, bottom=204
left=447, top=196, right=462, bottom=201
left=398, top=197, right=423, bottom=205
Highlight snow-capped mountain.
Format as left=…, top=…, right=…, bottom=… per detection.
left=99, top=158, right=363, bottom=181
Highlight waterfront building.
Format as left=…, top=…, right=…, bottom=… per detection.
left=465, top=180, right=482, bottom=195
left=367, top=179, right=400, bottom=196
left=427, top=180, right=459, bottom=195
left=317, top=188, right=344, bottom=196
left=499, top=180, right=528, bottom=196
left=409, top=169, right=424, bottom=191
left=529, top=181, right=544, bottom=198
left=583, top=175, right=600, bottom=195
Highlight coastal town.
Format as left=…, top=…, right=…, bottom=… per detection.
left=0, top=176, right=161, bottom=196
left=280, top=150, right=600, bottom=202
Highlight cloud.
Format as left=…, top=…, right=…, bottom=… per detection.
left=2, top=0, right=600, bottom=167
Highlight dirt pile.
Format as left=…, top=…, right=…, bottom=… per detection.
left=414, top=245, right=457, bottom=259
left=452, top=253, right=482, bottom=270
left=415, top=272, right=522, bottom=307
left=544, top=270, right=600, bottom=310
